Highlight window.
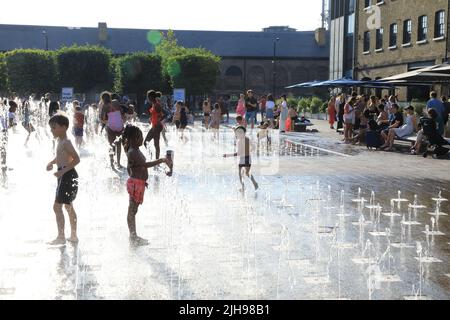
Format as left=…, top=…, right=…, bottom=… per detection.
left=376, top=28, right=383, bottom=50
left=347, top=0, right=356, bottom=14
left=364, top=31, right=371, bottom=52
left=225, top=66, right=243, bottom=77
left=435, top=10, right=445, bottom=38
left=418, top=15, right=428, bottom=41
left=403, top=19, right=412, bottom=44
left=364, top=0, right=371, bottom=9
left=389, top=23, right=398, bottom=47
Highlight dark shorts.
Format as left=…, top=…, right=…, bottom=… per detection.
left=245, top=111, right=257, bottom=123
left=175, top=120, right=181, bottom=129
left=55, top=168, right=78, bottom=204
left=73, top=127, right=83, bottom=137
left=204, top=113, right=210, bottom=117
left=239, top=156, right=251, bottom=168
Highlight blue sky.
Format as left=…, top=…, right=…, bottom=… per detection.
left=3, top=0, right=323, bottom=31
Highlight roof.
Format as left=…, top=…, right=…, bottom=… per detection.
left=0, top=24, right=329, bottom=59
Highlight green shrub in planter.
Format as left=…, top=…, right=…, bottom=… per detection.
left=310, top=97, right=323, bottom=114
left=298, top=97, right=311, bottom=113
left=287, top=94, right=298, bottom=108
left=411, top=99, right=427, bottom=117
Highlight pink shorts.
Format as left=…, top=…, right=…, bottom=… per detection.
left=127, top=178, right=146, bottom=204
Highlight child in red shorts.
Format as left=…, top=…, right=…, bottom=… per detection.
left=122, top=125, right=172, bottom=246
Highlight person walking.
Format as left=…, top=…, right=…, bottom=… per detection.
left=278, top=95, right=288, bottom=133
left=327, top=96, right=336, bottom=129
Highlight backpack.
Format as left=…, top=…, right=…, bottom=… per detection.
left=433, top=145, right=450, bottom=156
left=368, top=119, right=378, bottom=131
left=420, top=117, right=437, bottom=137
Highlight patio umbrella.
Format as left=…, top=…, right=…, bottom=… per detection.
left=285, top=80, right=324, bottom=89
left=310, top=78, right=363, bottom=88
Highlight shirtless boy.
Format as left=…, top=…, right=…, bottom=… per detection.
left=223, top=126, right=259, bottom=192
left=46, top=114, right=80, bottom=245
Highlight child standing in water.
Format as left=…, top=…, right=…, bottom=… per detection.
left=144, top=90, right=163, bottom=159
left=203, top=99, right=212, bottom=130
left=102, top=99, right=125, bottom=168
left=179, top=102, right=189, bottom=141
left=211, top=103, right=222, bottom=140
left=7, top=101, right=18, bottom=131
left=22, top=99, right=36, bottom=146
left=223, top=126, right=259, bottom=192
left=46, top=114, right=80, bottom=245
left=122, top=125, right=172, bottom=246
left=73, top=102, right=85, bottom=149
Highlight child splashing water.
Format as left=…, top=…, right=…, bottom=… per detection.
left=46, top=114, right=80, bottom=245
left=72, top=101, right=85, bottom=149
left=223, top=126, right=259, bottom=192
left=102, top=98, right=125, bottom=169
left=122, top=125, right=172, bottom=246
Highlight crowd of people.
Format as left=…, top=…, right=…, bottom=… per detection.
left=0, top=88, right=265, bottom=247
left=2, top=86, right=449, bottom=248
left=326, top=91, right=450, bottom=155
left=206, top=90, right=311, bottom=134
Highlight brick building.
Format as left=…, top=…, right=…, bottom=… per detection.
left=355, top=0, right=450, bottom=100
left=328, top=0, right=450, bottom=100
left=0, top=24, right=329, bottom=98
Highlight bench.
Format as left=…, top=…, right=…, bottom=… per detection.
left=395, top=135, right=417, bottom=145
left=294, top=123, right=314, bottom=132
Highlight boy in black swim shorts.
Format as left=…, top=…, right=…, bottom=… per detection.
left=223, top=126, right=259, bottom=192
left=46, top=114, right=81, bottom=245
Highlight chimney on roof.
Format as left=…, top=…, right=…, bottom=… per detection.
left=98, top=22, right=108, bottom=43
left=315, top=27, right=326, bottom=46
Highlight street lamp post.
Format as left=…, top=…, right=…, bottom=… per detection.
left=42, top=31, right=48, bottom=51
left=272, top=37, right=280, bottom=97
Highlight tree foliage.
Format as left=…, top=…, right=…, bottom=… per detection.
left=0, top=53, right=8, bottom=94
left=56, top=45, right=114, bottom=93
left=5, top=49, right=57, bottom=95
left=167, top=52, right=220, bottom=95
left=156, top=31, right=221, bottom=96
left=114, top=52, right=163, bottom=98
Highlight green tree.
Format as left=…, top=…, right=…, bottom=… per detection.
left=298, top=97, right=311, bottom=113
left=287, top=94, right=299, bottom=109
left=155, top=30, right=186, bottom=92
left=115, top=52, right=163, bottom=110
left=155, top=30, right=186, bottom=73
left=167, top=50, right=220, bottom=96
left=310, top=97, right=323, bottom=114
left=0, top=53, right=8, bottom=95
left=5, top=49, right=57, bottom=95
left=56, top=45, right=114, bottom=93
left=155, top=31, right=221, bottom=97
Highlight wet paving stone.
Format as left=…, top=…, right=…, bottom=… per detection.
left=1, top=122, right=449, bottom=299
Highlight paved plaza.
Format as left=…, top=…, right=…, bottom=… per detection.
left=0, top=118, right=449, bottom=300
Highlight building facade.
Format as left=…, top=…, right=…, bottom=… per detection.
left=329, top=0, right=357, bottom=80
left=0, top=24, right=329, bottom=98
left=355, top=0, right=450, bottom=100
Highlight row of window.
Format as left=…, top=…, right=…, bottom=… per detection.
left=363, top=10, right=446, bottom=52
